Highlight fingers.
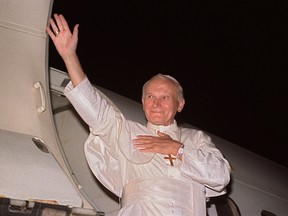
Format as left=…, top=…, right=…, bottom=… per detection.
left=157, top=131, right=169, bottom=137
left=58, top=14, right=70, bottom=31
left=48, top=17, right=59, bottom=36
left=46, top=26, right=55, bottom=40
left=54, top=14, right=65, bottom=32
left=47, top=14, right=68, bottom=37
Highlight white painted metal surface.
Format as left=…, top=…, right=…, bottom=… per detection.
left=0, top=0, right=287, bottom=215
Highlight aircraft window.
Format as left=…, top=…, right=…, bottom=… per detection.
left=208, top=195, right=241, bottom=216
left=61, top=78, right=70, bottom=87
left=261, top=210, right=277, bottom=216
left=32, top=137, right=49, bottom=153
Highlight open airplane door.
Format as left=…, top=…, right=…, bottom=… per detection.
left=0, top=0, right=103, bottom=215
left=1, top=1, right=287, bottom=216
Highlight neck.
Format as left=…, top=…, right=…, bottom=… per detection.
left=146, top=120, right=178, bottom=132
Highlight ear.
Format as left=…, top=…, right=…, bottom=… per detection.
left=177, top=99, right=185, bottom=113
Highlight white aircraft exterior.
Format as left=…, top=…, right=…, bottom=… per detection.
left=0, top=1, right=287, bottom=215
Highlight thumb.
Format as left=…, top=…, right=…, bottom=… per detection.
left=157, top=131, right=167, bottom=137
left=72, top=24, right=79, bottom=40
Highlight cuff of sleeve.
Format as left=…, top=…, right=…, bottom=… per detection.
left=176, top=144, right=185, bottom=159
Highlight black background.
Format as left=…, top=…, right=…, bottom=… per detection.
left=49, top=1, right=288, bottom=168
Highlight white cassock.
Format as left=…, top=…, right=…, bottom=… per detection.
left=64, top=77, right=231, bottom=216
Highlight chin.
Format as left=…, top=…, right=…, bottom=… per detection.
left=148, top=115, right=169, bottom=125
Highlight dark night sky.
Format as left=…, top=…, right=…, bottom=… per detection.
left=49, top=1, right=288, bottom=168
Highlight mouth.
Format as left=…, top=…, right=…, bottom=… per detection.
left=150, top=109, right=163, bottom=113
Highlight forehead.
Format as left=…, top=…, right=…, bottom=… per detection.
left=145, top=78, right=178, bottom=93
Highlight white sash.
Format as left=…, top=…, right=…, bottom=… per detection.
left=122, top=177, right=206, bottom=213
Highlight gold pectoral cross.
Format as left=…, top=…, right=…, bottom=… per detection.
left=164, top=154, right=176, bottom=166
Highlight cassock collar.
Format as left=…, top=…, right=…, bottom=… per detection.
left=146, top=120, right=178, bottom=132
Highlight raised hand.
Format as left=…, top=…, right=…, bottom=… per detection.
left=46, top=14, right=79, bottom=61
left=46, top=14, right=85, bottom=86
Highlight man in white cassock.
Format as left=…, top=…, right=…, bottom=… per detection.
left=47, top=14, right=231, bottom=216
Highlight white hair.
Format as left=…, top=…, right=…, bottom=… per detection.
left=142, top=73, right=184, bottom=99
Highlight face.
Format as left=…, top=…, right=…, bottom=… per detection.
left=142, top=77, right=185, bottom=126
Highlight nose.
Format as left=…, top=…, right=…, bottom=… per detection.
left=152, top=98, right=161, bottom=107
